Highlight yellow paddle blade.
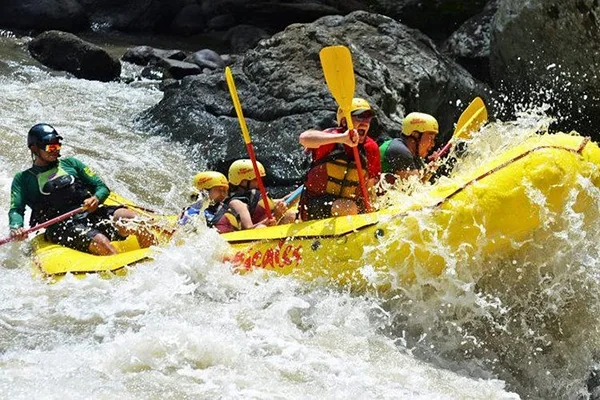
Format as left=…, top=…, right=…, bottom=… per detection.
left=319, top=45, right=356, bottom=129
left=453, top=97, right=488, bottom=141
left=225, top=66, right=252, bottom=144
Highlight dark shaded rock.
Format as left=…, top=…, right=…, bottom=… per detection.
left=157, top=58, right=203, bottom=79
left=322, top=0, right=366, bottom=14
left=371, top=0, right=489, bottom=42
left=28, top=30, right=121, bottom=82
left=241, top=2, right=341, bottom=30
left=206, top=14, right=237, bottom=31
left=200, top=0, right=365, bottom=34
left=0, top=0, right=88, bottom=32
left=122, top=46, right=187, bottom=66
left=185, top=49, right=225, bottom=70
left=170, top=4, right=206, bottom=36
left=588, top=367, right=600, bottom=400
left=77, top=0, right=184, bottom=32
left=140, top=11, right=486, bottom=185
left=159, top=78, right=181, bottom=91
left=443, top=0, right=498, bottom=83
left=226, top=25, right=270, bottom=53
left=489, top=0, right=600, bottom=136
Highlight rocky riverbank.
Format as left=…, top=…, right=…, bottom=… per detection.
left=3, top=0, right=600, bottom=186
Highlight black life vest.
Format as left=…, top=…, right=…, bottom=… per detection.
left=29, top=165, right=90, bottom=224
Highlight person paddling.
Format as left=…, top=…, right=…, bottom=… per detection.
left=379, top=112, right=439, bottom=182
left=298, top=98, right=381, bottom=220
left=8, top=123, right=156, bottom=255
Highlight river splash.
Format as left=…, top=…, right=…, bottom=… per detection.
left=2, top=32, right=599, bottom=399
left=374, top=119, right=600, bottom=399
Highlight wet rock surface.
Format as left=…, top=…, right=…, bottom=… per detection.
left=28, top=30, right=121, bottom=81
left=140, top=11, right=486, bottom=184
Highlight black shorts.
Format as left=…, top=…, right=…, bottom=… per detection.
left=44, top=206, right=127, bottom=252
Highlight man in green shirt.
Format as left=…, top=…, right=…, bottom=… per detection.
left=379, top=112, right=439, bottom=182
left=8, top=123, right=155, bottom=255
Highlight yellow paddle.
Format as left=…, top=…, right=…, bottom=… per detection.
left=319, top=45, right=372, bottom=212
left=434, top=97, right=488, bottom=160
left=225, top=66, right=273, bottom=219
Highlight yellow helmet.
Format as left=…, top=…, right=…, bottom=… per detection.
left=402, top=112, right=439, bottom=136
left=193, top=171, right=229, bottom=191
left=228, top=159, right=266, bottom=186
left=336, top=97, right=372, bottom=125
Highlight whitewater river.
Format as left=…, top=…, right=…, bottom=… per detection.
left=1, top=31, right=599, bottom=400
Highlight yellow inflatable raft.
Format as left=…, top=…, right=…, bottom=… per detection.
left=30, top=193, right=171, bottom=279
left=32, top=133, right=600, bottom=289
left=222, top=133, right=600, bottom=290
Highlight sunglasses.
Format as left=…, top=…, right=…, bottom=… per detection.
left=351, top=110, right=373, bottom=121
left=44, top=143, right=62, bottom=152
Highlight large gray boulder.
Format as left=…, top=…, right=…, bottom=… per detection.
left=28, top=31, right=121, bottom=82
left=139, top=11, right=486, bottom=185
left=225, top=25, right=271, bottom=53
left=443, top=0, right=498, bottom=82
left=490, top=0, right=600, bottom=135
left=370, top=0, right=489, bottom=41
left=122, top=46, right=187, bottom=66
left=0, top=0, right=88, bottom=32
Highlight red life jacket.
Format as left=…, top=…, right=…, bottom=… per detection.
left=303, top=128, right=369, bottom=200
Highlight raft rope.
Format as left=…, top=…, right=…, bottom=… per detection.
left=427, top=137, right=591, bottom=209
left=224, top=138, right=593, bottom=243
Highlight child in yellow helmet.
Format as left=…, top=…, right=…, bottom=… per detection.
left=214, top=159, right=294, bottom=233
left=179, top=171, right=230, bottom=227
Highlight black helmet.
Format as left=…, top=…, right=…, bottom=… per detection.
left=27, top=123, right=63, bottom=148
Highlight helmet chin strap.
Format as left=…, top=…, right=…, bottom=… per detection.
left=30, top=147, right=39, bottom=163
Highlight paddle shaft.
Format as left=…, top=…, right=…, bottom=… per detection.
left=107, top=193, right=163, bottom=219
left=225, top=67, right=272, bottom=219
left=345, top=115, right=372, bottom=212
left=284, top=185, right=304, bottom=206
left=0, top=206, right=85, bottom=246
left=436, top=140, right=454, bottom=160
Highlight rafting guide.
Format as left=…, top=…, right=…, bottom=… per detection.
left=7, top=123, right=157, bottom=255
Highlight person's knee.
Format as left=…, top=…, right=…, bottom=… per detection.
left=113, top=208, right=136, bottom=220
left=88, top=234, right=117, bottom=255
left=112, top=208, right=138, bottom=236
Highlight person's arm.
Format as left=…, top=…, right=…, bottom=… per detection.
left=8, top=173, right=27, bottom=240
left=299, top=129, right=358, bottom=149
left=229, top=199, right=253, bottom=230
